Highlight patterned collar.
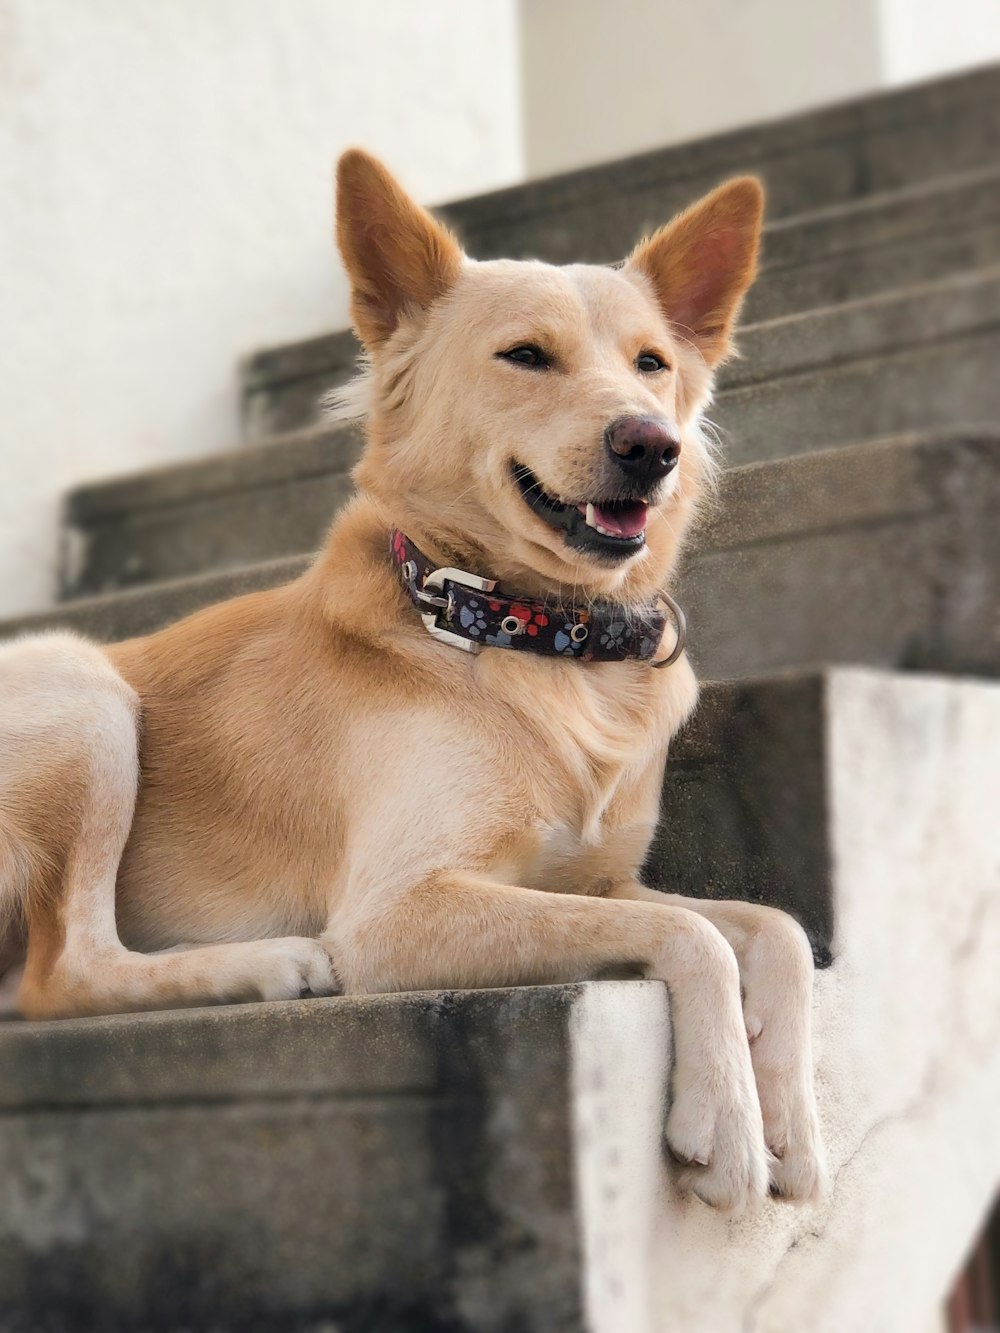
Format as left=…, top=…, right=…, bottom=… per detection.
left=390, top=529, right=686, bottom=667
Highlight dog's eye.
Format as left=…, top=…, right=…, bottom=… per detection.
left=498, top=344, right=550, bottom=369
left=636, top=352, right=669, bottom=374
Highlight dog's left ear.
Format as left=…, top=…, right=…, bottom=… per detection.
left=626, top=177, right=764, bottom=367
left=336, top=149, right=464, bottom=349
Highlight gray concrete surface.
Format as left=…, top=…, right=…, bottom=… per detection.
left=61, top=424, right=362, bottom=598
left=677, top=429, right=1000, bottom=680
left=648, top=673, right=835, bottom=957
left=0, top=984, right=599, bottom=1331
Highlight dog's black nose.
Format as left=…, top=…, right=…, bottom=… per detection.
left=605, top=416, right=681, bottom=483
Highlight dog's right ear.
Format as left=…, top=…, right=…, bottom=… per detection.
left=626, top=176, right=764, bottom=368
left=336, top=150, right=463, bottom=349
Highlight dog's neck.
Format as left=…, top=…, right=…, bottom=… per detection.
left=389, top=527, right=685, bottom=665
left=306, top=500, right=684, bottom=668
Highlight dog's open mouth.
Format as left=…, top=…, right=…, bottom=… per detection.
left=511, top=462, right=648, bottom=560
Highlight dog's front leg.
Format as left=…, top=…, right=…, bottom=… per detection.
left=610, top=882, right=825, bottom=1202
left=326, top=873, right=768, bottom=1214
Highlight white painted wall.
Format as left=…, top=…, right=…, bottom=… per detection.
left=0, top=0, right=523, bottom=616
left=520, top=0, right=1000, bottom=177
left=880, top=0, right=1000, bottom=85
left=520, top=0, right=884, bottom=177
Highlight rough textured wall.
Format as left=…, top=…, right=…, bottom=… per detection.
left=0, top=0, right=523, bottom=615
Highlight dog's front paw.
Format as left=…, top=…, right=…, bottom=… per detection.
left=254, top=938, right=340, bottom=1002
left=754, top=1064, right=827, bottom=1202
left=665, top=1051, right=770, bottom=1215
left=741, top=913, right=827, bottom=1203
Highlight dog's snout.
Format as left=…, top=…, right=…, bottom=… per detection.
left=605, top=416, right=681, bottom=483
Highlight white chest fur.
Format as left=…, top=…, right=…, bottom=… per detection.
left=482, top=651, right=699, bottom=895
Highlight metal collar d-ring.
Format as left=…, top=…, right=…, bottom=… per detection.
left=650, top=590, right=687, bottom=668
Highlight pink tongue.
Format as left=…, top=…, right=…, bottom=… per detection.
left=593, top=501, right=648, bottom=538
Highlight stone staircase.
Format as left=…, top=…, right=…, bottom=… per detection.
left=2, top=64, right=1000, bottom=1333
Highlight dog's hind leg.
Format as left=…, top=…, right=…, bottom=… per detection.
left=1, top=634, right=336, bottom=1020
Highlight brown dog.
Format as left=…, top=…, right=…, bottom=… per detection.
left=0, top=152, right=823, bottom=1213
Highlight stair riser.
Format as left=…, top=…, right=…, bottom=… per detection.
left=242, top=191, right=1000, bottom=440
left=66, top=467, right=356, bottom=600
left=0, top=987, right=593, bottom=1333
left=749, top=218, right=1000, bottom=324
left=648, top=675, right=835, bottom=953
left=715, top=326, right=1000, bottom=466
left=691, top=523, right=974, bottom=673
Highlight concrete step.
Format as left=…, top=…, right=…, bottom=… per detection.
left=9, top=432, right=998, bottom=691
left=714, top=269, right=1000, bottom=465
left=61, top=422, right=364, bottom=599
left=3, top=667, right=998, bottom=1332
left=677, top=430, right=1000, bottom=682
left=61, top=271, right=1000, bottom=599
left=242, top=168, right=1000, bottom=439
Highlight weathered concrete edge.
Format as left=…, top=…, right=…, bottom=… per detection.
left=691, top=426, right=998, bottom=550
left=726, top=266, right=1000, bottom=389
left=0, top=555, right=310, bottom=644
left=65, top=423, right=362, bottom=525
left=758, top=163, right=1000, bottom=266
left=0, top=980, right=626, bottom=1111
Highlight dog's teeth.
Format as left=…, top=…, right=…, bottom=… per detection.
left=585, top=502, right=597, bottom=528
left=596, top=524, right=615, bottom=537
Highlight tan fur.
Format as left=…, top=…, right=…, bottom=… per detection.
left=0, top=152, right=823, bottom=1213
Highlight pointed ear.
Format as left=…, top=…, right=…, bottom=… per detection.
left=627, top=177, right=764, bottom=367
left=335, top=149, right=464, bottom=349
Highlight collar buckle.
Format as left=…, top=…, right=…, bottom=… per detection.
left=418, top=565, right=497, bottom=655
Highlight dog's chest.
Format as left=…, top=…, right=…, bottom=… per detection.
left=485, top=654, right=697, bottom=892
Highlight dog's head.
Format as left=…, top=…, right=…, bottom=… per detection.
left=333, top=150, right=762, bottom=602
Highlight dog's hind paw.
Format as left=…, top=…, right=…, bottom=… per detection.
left=251, top=938, right=341, bottom=1002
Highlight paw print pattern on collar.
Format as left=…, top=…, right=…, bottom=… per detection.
left=390, top=529, right=685, bottom=667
